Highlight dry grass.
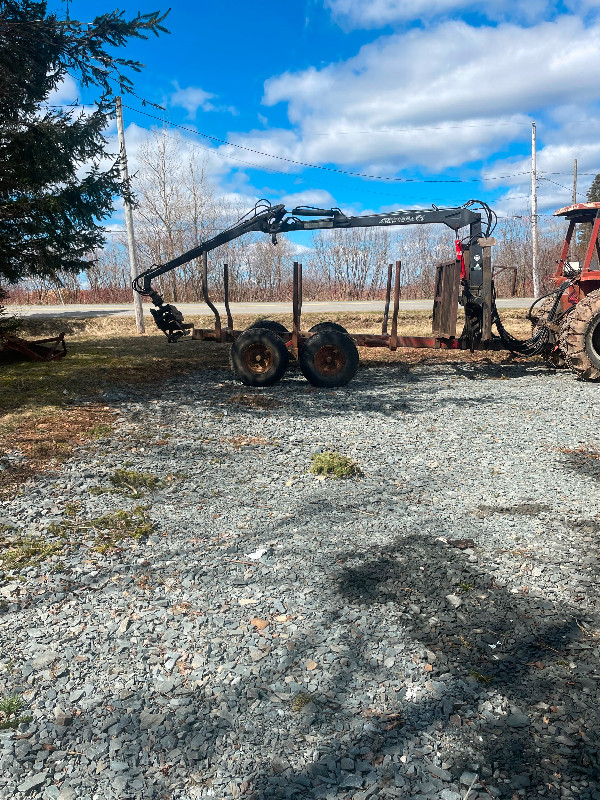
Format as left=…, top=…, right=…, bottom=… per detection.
left=1, top=309, right=533, bottom=498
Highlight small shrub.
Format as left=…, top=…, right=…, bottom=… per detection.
left=309, top=451, right=361, bottom=479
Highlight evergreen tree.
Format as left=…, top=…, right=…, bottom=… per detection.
left=576, top=173, right=600, bottom=264
left=586, top=173, right=600, bottom=203
left=0, top=0, right=168, bottom=283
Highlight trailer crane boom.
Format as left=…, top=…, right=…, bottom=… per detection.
left=133, top=199, right=492, bottom=343
left=132, top=197, right=595, bottom=387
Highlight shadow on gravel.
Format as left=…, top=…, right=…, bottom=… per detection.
left=558, top=445, right=600, bottom=485
left=226, top=524, right=599, bottom=799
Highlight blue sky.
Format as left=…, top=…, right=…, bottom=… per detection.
left=51, top=0, right=600, bottom=225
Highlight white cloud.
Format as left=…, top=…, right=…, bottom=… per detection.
left=169, top=82, right=238, bottom=118
left=169, top=82, right=216, bottom=117
left=47, top=74, right=79, bottom=105
left=324, top=0, right=590, bottom=28
left=229, top=17, right=596, bottom=175
left=280, top=189, right=337, bottom=208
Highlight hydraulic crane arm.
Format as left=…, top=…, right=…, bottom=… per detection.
left=133, top=198, right=490, bottom=339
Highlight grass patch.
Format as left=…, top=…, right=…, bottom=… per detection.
left=48, top=505, right=153, bottom=553
left=309, top=450, right=361, bottom=479
left=0, top=694, right=31, bottom=731
left=0, top=533, right=62, bottom=571
left=90, top=467, right=163, bottom=496
left=290, top=692, right=313, bottom=712
left=84, top=423, right=113, bottom=440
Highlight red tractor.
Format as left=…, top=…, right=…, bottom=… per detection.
left=532, top=202, right=600, bottom=380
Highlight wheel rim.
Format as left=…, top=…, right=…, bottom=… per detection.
left=242, top=343, right=274, bottom=374
left=314, top=345, right=346, bottom=376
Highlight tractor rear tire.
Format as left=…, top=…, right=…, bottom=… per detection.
left=560, top=289, right=600, bottom=381
left=530, top=295, right=567, bottom=368
left=299, top=330, right=359, bottom=387
left=308, top=321, right=348, bottom=334
left=230, top=327, right=289, bottom=387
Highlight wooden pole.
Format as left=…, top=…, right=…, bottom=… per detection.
left=531, top=122, right=539, bottom=297
left=572, top=158, right=578, bottom=204
left=115, top=96, right=145, bottom=333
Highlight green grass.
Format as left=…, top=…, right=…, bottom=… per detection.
left=90, top=468, right=163, bottom=496
left=48, top=505, right=153, bottom=553
left=291, top=692, right=313, bottom=712
left=0, top=694, right=31, bottom=730
left=0, top=534, right=63, bottom=571
left=309, top=450, right=361, bottom=479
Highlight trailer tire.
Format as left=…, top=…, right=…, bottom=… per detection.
left=561, top=289, right=600, bottom=381
left=248, top=320, right=289, bottom=336
left=530, top=295, right=567, bottom=368
left=299, top=330, right=359, bottom=387
left=308, top=321, right=348, bottom=335
left=230, top=327, right=289, bottom=387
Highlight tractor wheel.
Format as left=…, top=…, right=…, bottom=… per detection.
left=530, top=295, right=567, bottom=368
left=248, top=320, right=289, bottom=336
left=299, top=329, right=359, bottom=387
left=230, top=327, right=289, bottom=387
left=560, top=289, right=600, bottom=381
left=308, top=321, right=348, bottom=334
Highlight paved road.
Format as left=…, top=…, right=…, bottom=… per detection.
left=8, top=297, right=534, bottom=319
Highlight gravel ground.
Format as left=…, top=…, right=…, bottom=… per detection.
left=1, top=358, right=599, bottom=800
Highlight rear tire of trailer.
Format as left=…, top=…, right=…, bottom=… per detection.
left=308, top=321, right=348, bottom=335
left=299, top=330, right=359, bottom=388
left=248, top=320, right=289, bottom=336
left=561, top=289, right=600, bottom=381
left=530, top=295, right=567, bottom=368
left=230, top=327, right=289, bottom=387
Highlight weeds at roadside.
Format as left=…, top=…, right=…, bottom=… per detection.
left=0, top=533, right=63, bottom=572
left=48, top=505, right=153, bottom=552
left=89, top=468, right=163, bottom=496
left=309, top=451, right=361, bottom=479
left=0, top=694, right=31, bottom=731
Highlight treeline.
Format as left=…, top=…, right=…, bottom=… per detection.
left=8, top=131, right=566, bottom=305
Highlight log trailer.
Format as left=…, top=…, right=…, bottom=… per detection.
left=133, top=199, right=600, bottom=388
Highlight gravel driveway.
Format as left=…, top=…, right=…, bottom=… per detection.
left=1, top=359, right=599, bottom=800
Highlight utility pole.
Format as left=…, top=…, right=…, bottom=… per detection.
left=531, top=121, right=539, bottom=297
left=115, top=96, right=145, bottom=333
left=572, top=158, right=578, bottom=204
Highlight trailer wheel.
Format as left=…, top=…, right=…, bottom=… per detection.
left=530, top=296, right=567, bottom=368
left=299, top=330, right=359, bottom=387
left=308, top=321, right=348, bottom=334
left=230, top=327, right=289, bottom=387
left=561, top=289, right=600, bottom=381
left=248, top=320, right=289, bottom=336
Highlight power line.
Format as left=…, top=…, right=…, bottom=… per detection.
left=122, top=104, right=534, bottom=184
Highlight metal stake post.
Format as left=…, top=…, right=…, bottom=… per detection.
left=115, top=96, right=145, bottom=333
